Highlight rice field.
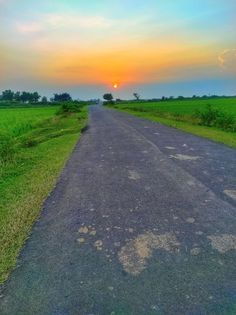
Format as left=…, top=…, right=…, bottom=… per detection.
left=0, top=107, right=58, bottom=137
left=0, top=105, right=87, bottom=283
left=115, top=98, right=236, bottom=117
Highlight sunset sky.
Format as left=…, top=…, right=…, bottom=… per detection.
left=1, top=0, right=236, bottom=99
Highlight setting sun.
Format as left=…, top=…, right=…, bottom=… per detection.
left=113, top=84, right=118, bottom=89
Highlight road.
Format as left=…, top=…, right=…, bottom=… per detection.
left=0, top=105, right=236, bottom=315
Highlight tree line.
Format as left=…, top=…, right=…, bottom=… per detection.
left=0, top=90, right=74, bottom=103
left=0, top=90, right=41, bottom=103
left=103, top=92, right=235, bottom=104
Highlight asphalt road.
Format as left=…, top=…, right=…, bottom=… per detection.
left=0, top=105, right=236, bottom=315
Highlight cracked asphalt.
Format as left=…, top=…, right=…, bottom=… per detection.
left=0, top=105, right=236, bottom=315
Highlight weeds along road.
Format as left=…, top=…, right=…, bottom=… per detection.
left=1, top=105, right=236, bottom=315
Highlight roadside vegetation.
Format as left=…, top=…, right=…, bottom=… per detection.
left=0, top=102, right=88, bottom=283
left=108, top=97, right=236, bottom=148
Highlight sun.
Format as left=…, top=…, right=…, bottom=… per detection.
left=113, top=83, right=118, bottom=89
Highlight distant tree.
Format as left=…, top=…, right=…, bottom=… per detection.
left=177, top=96, right=185, bottom=100
left=133, top=93, right=140, bottom=101
left=2, top=90, right=14, bottom=101
left=103, top=93, right=113, bottom=102
left=41, top=96, right=48, bottom=103
left=20, top=91, right=30, bottom=103
left=31, top=92, right=41, bottom=103
left=14, top=91, right=21, bottom=102
left=1, top=90, right=41, bottom=103
left=53, top=93, right=72, bottom=102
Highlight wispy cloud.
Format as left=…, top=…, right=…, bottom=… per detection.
left=218, top=49, right=236, bottom=72
left=46, top=13, right=112, bottom=29
left=16, top=13, right=113, bottom=35
left=16, top=22, right=43, bottom=34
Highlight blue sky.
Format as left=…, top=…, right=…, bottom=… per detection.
left=0, top=0, right=236, bottom=99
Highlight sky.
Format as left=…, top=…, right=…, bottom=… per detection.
left=0, top=0, right=236, bottom=99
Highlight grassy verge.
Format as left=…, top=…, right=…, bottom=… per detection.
left=0, top=106, right=88, bottom=283
left=109, top=100, right=236, bottom=148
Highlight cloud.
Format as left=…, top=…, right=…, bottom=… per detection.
left=15, top=13, right=112, bottom=35
left=218, top=49, right=236, bottom=72
left=16, top=22, right=43, bottom=34
left=46, top=14, right=111, bottom=29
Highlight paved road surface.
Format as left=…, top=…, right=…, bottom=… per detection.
left=1, top=106, right=236, bottom=315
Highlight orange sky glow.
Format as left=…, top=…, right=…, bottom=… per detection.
left=0, top=0, right=236, bottom=98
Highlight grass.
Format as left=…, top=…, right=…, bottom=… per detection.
left=110, top=98, right=236, bottom=148
left=0, top=105, right=88, bottom=283
left=0, top=107, right=58, bottom=137
left=113, top=98, right=236, bottom=116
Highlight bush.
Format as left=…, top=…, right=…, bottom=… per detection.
left=195, top=105, right=236, bottom=131
left=57, top=102, right=84, bottom=115
left=215, top=112, right=236, bottom=131
left=195, top=105, right=220, bottom=126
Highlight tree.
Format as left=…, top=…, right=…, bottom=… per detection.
left=31, top=92, right=41, bottom=103
left=20, top=91, right=30, bottom=103
left=41, top=96, right=48, bottom=103
left=103, top=93, right=113, bottom=102
left=0, top=90, right=41, bottom=103
left=14, top=91, right=21, bottom=102
left=53, top=93, right=72, bottom=102
left=133, top=93, right=140, bottom=101
left=2, top=90, right=14, bottom=101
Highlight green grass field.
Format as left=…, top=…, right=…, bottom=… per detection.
left=111, top=98, right=236, bottom=148
left=0, top=107, right=58, bottom=137
left=0, top=105, right=88, bottom=283
left=115, top=98, right=236, bottom=116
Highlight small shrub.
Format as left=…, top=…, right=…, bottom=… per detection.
left=57, top=102, right=83, bottom=115
left=195, top=104, right=220, bottom=126
left=195, top=104, right=236, bottom=131
left=215, top=112, right=236, bottom=131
